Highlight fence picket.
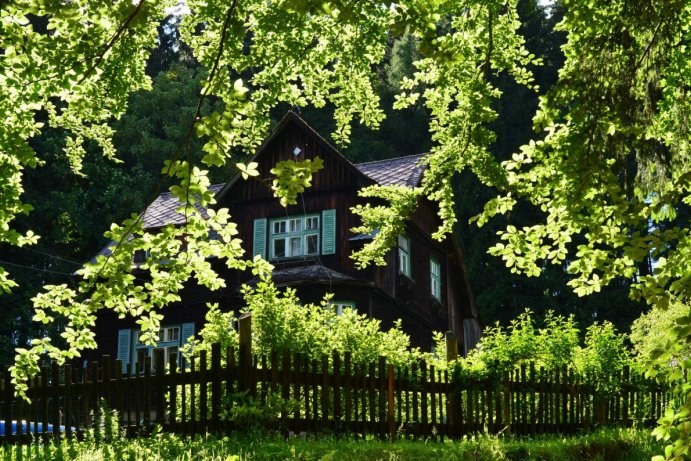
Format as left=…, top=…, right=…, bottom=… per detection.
left=0, top=338, right=673, bottom=444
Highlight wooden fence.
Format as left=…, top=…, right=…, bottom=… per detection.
left=0, top=315, right=670, bottom=443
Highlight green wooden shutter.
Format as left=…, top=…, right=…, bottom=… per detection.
left=117, top=329, right=131, bottom=373
left=180, top=322, right=195, bottom=367
left=181, top=322, right=195, bottom=346
left=321, top=209, right=336, bottom=255
left=253, top=218, right=267, bottom=259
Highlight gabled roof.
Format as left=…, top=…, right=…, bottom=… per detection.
left=355, top=154, right=426, bottom=188
left=141, top=184, right=225, bottom=229
left=136, top=113, right=426, bottom=230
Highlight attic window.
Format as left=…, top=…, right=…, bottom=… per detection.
left=430, top=257, right=441, bottom=301
left=270, top=214, right=320, bottom=259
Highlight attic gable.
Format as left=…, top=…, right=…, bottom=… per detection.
left=215, top=111, right=375, bottom=204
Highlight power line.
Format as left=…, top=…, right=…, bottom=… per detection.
left=15, top=246, right=84, bottom=267
left=0, top=259, right=76, bottom=278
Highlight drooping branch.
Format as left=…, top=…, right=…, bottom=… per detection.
left=76, top=0, right=148, bottom=85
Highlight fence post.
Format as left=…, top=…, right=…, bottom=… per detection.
left=211, top=342, right=221, bottom=431
left=445, top=332, right=459, bottom=438
left=503, top=371, right=511, bottom=435
left=154, top=348, right=165, bottom=426
left=238, top=313, right=252, bottom=394
left=387, top=364, right=395, bottom=438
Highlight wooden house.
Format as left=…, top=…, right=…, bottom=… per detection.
left=91, top=112, right=482, bottom=371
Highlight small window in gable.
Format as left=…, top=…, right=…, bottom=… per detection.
left=133, top=249, right=149, bottom=264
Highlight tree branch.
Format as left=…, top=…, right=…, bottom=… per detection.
left=76, top=0, right=148, bottom=86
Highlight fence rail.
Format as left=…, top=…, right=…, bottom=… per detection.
left=0, top=315, right=669, bottom=443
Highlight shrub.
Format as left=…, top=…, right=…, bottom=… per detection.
left=186, top=259, right=419, bottom=369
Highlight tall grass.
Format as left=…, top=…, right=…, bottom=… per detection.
left=0, top=428, right=660, bottom=461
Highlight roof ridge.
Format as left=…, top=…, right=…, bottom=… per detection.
left=151, top=183, right=226, bottom=199
left=354, top=153, right=426, bottom=166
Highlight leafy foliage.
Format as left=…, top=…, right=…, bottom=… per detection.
left=458, top=310, right=630, bottom=394
left=188, top=260, right=418, bottom=369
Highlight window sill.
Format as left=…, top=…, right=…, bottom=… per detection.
left=270, top=255, right=321, bottom=265
left=399, top=273, right=415, bottom=285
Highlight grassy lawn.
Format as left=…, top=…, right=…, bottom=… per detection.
left=0, top=428, right=661, bottom=461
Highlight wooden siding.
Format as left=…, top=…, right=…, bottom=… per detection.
left=220, top=120, right=370, bottom=202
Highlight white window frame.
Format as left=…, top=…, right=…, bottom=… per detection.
left=270, top=214, right=320, bottom=260
left=329, top=301, right=356, bottom=316
left=430, top=257, right=441, bottom=301
left=134, top=325, right=183, bottom=372
left=398, top=235, right=411, bottom=277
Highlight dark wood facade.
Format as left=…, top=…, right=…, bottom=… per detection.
left=91, top=112, right=481, bottom=369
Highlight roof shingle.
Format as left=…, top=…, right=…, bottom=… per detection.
left=248, top=264, right=373, bottom=287
left=354, top=154, right=426, bottom=188
left=141, top=184, right=225, bottom=229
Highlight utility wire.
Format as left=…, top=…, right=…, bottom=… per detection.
left=16, top=246, right=84, bottom=267
left=0, top=259, right=76, bottom=278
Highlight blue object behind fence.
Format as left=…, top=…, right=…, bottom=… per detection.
left=0, top=420, right=68, bottom=436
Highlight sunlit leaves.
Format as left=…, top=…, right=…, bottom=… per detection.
left=351, top=185, right=422, bottom=268
left=270, top=157, right=324, bottom=206
left=236, top=162, right=259, bottom=180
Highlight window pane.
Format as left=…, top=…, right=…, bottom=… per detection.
left=273, top=221, right=286, bottom=234
left=274, top=238, right=286, bottom=258
left=306, top=216, right=319, bottom=230
left=400, top=252, right=409, bottom=276
left=167, top=346, right=179, bottom=367
left=306, top=234, right=318, bottom=255
left=397, top=235, right=409, bottom=251
left=290, top=219, right=302, bottom=232
left=167, top=327, right=180, bottom=342
left=431, top=259, right=440, bottom=276
left=289, top=236, right=301, bottom=256
left=136, top=349, right=148, bottom=372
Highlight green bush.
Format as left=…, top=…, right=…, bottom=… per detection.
left=185, top=259, right=419, bottom=369
left=457, top=309, right=631, bottom=387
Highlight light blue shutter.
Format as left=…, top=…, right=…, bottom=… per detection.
left=181, top=323, right=195, bottom=347
left=180, top=322, right=195, bottom=368
left=321, top=209, right=336, bottom=255
left=117, top=329, right=131, bottom=373
left=253, top=218, right=267, bottom=259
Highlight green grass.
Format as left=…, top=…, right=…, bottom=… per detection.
left=0, top=429, right=660, bottom=461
